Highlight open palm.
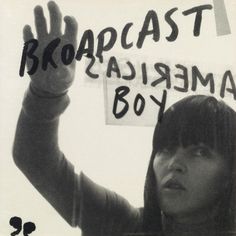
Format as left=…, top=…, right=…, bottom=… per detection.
left=24, top=1, right=78, bottom=95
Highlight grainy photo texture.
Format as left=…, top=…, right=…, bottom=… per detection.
left=1, top=0, right=236, bottom=236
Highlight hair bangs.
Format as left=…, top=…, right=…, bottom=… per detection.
left=153, top=96, right=236, bottom=160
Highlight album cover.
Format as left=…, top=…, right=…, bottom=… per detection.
left=1, top=1, right=236, bottom=235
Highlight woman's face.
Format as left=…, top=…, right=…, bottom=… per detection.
left=153, top=144, right=230, bottom=222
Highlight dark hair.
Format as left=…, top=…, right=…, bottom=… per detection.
left=143, top=95, right=236, bottom=233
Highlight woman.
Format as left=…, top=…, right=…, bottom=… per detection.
left=13, top=1, right=236, bottom=236
left=143, top=95, right=236, bottom=235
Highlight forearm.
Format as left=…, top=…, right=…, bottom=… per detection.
left=13, top=110, right=62, bottom=184
left=13, top=86, right=77, bottom=225
left=13, top=85, right=68, bottom=171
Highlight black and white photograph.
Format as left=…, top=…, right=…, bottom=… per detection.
left=1, top=1, right=236, bottom=235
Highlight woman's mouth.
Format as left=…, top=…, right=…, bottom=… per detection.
left=162, top=179, right=186, bottom=191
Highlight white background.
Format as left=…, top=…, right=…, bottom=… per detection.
left=0, top=0, right=236, bottom=235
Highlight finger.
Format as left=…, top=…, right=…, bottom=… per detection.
left=23, top=25, right=34, bottom=42
left=34, top=5, right=48, bottom=39
left=48, top=1, right=62, bottom=36
left=64, top=16, right=78, bottom=45
left=23, top=25, right=36, bottom=72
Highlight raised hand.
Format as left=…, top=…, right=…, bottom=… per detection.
left=23, top=1, right=78, bottom=95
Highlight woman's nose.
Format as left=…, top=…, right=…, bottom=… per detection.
left=167, top=151, right=187, bottom=173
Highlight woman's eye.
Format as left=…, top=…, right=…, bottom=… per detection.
left=193, top=147, right=211, bottom=158
left=161, top=148, right=172, bottom=156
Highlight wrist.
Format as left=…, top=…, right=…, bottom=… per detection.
left=30, top=83, right=68, bottom=98
left=22, top=84, right=70, bottom=121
